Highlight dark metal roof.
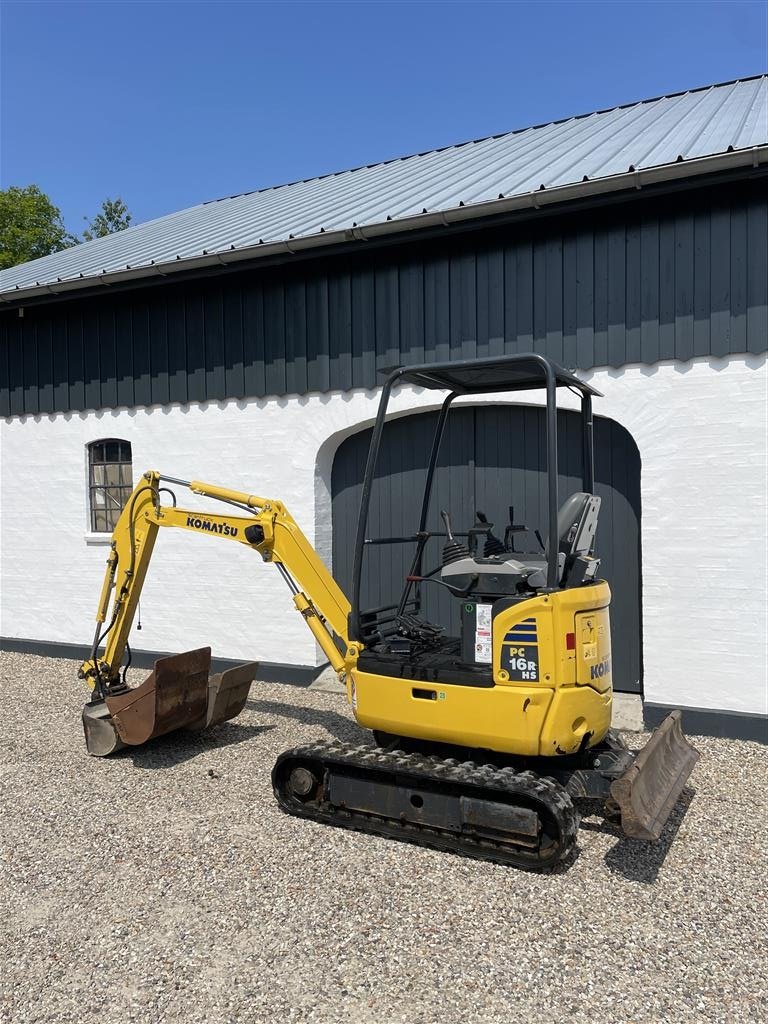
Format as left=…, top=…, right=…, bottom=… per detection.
left=1, top=75, right=766, bottom=303
left=389, top=354, right=602, bottom=396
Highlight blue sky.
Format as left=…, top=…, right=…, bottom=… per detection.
left=1, top=0, right=765, bottom=233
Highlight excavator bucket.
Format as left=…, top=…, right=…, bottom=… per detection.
left=610, top=711, right=700, bottom=840
left=105, top=647, right=211, bottom=746
left=81, top=649, right=258, bottom=756
left=186, top=662, right=259, bottom=731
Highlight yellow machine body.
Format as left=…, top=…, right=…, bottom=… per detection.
left=348, top=584, right=613, bottom=757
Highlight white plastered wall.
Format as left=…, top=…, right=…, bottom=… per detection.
left=1, top=353, right=766, bottom=715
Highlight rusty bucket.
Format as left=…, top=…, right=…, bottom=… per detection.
left=82, top=649, right=258, bottom=756
left=611, top=710, right=700, bottom=840
left=106, top=647, right=212, bottom=746
left=187, top=662, right=259, bottom=731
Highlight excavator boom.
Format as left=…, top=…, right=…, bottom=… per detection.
left=81, top=470, right=351, bottom=754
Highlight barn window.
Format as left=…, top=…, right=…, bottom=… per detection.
left=88, top=440, right=133, bottom=532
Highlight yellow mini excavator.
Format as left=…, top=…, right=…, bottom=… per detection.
left=80, top=353, right=698, bottom=870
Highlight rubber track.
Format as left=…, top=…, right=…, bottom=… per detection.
left=272, top=741, right=578, bottom=871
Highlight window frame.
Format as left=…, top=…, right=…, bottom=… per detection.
left=86, top=438, right=133, bottom=534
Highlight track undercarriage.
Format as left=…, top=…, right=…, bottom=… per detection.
left=273, top=712, right=699, bottom=871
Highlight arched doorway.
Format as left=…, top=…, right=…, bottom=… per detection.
left=331, top=404, right=642, bottom=693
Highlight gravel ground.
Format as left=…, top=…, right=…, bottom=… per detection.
left=1, top=652, right=766, bottom=1024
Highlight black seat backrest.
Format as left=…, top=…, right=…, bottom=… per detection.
left=557, top=491, right=601, bottom=559
left=526, top=493, right=601, bottom=591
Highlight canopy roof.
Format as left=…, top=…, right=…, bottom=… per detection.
left=387, top=354, right=602, bottom=396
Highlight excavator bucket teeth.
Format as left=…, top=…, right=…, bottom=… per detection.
left=105, top=647, right=212, bottom=747
left=610, top=710, right=700, bottom=841
left=187, top=662, right=258, bottom=731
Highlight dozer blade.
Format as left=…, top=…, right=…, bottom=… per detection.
left=610, top=710, right=700, bottom=841
left=186, top=662, right=258, bottom=731
left=105, top=647, right=212, bottom=747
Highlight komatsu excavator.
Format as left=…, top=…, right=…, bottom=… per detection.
left=80, top=353, right=698, bottom=870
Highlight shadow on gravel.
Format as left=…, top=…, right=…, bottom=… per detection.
left=580, top=786, right=696, bottom=883
left=117, top=722, right=275, bottom=769
left=547, top=844, right=582, bottom=876
left=247, top=698, right=368, bottom=744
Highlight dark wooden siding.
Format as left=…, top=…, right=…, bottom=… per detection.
left=332, top=407, right=643, bottom=693
left=1, top=179, right=766, bottom=418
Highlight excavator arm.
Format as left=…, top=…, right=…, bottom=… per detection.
left=80, top=470, right=353, bottom=755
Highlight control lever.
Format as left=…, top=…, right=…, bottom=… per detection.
left=471, top=511, right=505, bottom=557
left=440, top=510, right=469, bottom=566
left=503, top=504, right=526, bottom=553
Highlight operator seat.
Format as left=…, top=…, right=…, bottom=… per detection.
left=441, top=492, right=602, bottom=594
left=524, top=492, right=601, bottom=589
left=555, top=491, right=600, bottom=561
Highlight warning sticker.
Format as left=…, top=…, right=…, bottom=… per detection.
left=474, top=603, right=493, bottom=664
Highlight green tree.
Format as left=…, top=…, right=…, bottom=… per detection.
left=0, top=185, right=77, bottom=269
left=82, top=197, right=132, bottom=241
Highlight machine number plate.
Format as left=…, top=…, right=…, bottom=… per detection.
left=501, top=644, right=540, bottom=682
